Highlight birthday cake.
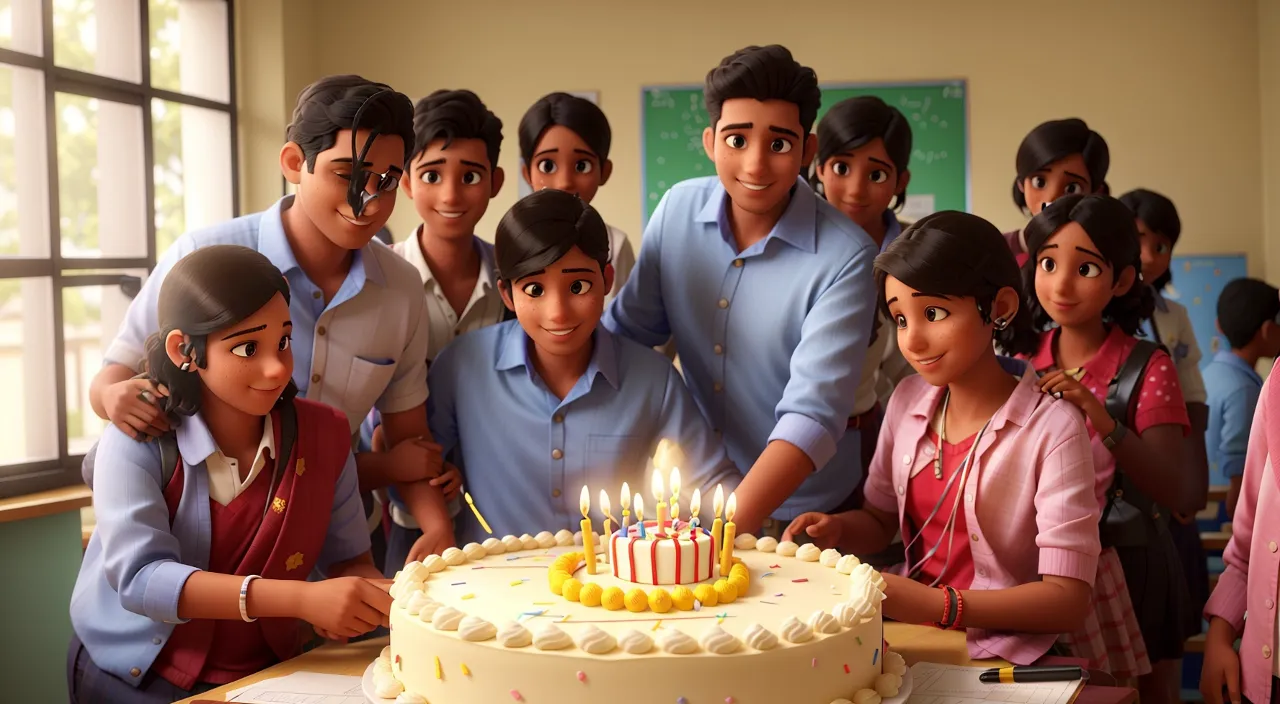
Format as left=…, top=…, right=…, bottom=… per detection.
left=371, top=521, right=904, bottom=704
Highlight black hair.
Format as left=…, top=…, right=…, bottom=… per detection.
left=1011, top=118, right=1109, bottom=211
left=518, top=93, right=612, bottom=167
left=704, top=45, right=821, bottom=135
left=1218, top=278, right=1280, bottom=350
left=495, top=190, right=611, bottom=284
left=1022, top=194, right=1154, bottom=336
left=1118, top=188, right=1182, bottom=291
left=813, top=96, right=913, bottom=210
left=874, top=210, right=1038, bottom=357
left=411, top=89, right=503, bottom=171
left=285, top=75, right=415, bottom=170
left=145, top=245, right=298, bottom=419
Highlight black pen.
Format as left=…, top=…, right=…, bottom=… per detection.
left=979, top=666, right=1087, bottom=684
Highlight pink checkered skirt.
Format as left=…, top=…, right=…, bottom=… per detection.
left=1057, top=547, right=1152, bottom=679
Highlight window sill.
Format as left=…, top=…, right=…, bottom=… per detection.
left=0, top=484, right=92, bottom=525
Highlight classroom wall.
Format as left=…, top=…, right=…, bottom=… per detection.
left=237, top=0, right=1267, bottom=277
left=1259, top=0, right=1280, bottom=283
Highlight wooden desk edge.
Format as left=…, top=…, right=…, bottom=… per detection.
left=0, top=484, right=91, bottom=524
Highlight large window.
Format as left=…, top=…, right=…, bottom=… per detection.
left=0, top=0, right=237, bottom=498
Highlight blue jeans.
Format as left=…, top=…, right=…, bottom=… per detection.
left=382, top=522, right=423, bottom=579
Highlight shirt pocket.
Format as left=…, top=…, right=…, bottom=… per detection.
left=345, top=356, right=398, bottom=420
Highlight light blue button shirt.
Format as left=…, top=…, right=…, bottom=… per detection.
left=603, top=177, right=877, bottom=520
left=105, top=196, right=432, bottom=433
left=69, top=415, right=369, bottom=686
left=428, top=320, right=741, bottom=545
left=1203, top=350, right=1265, bottom=481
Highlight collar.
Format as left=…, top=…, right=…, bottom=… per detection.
left=1030, top=326, right=1131, bottom=383
left=402, top=228, right=496, bottom=294
left=695, top=177, right=818, bottom=253
left=880, top=211, right=903, bottom=252
left=1152, top=291, right=1170, bottom=313
left=1213, top=350, right=1264, bottom=384
left=175, top=412, right=275, bottom=467
left=493, top=320, right=621, bottom=391
left=261, top=195, right=381, bottom=288
left=905, top=359, right=1042, bottom=434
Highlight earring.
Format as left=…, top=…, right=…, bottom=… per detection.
left=993, top=317, right=1010, bottom=331
left=180, top=358, right=194, bottom=372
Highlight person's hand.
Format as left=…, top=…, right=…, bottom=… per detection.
left=298, top=577, right=393, bottom=639
left=1201, top=617, right=1242, bottom=704
left=880, top=573, right=947, bottom=625
left=104, top=377, right=170, bottom=439
left=781, top=512, right=842, bottom=549
left=386, top=436, right=443, bottom=483
left=313, top=627, right=349, bottom=643
left=1038, top=370, right=1111, bottom=430
left=430, top=463, right=463, bottom=501
left=406, top=526, right=456, bottom=565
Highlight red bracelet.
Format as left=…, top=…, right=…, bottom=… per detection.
left=949, top=586, right=965, bottom=630
left=936, top=585, right=951, bottom=628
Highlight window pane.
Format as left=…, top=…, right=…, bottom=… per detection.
left=149, top=0, right=229, bottom=103
left=0, top=63, right=49, bottom=258
left=54, top=0, right=142, bottom=83
left=0, top=0, right=43, bottom=55
left=57, top=93, right=147, bottom=258
left=152, top=99, right=231, bottom=253
left=0, top=276, right=58, bottom=465
left=63, top=270, right=144, bottom=455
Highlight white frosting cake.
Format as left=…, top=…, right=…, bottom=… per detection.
left=377, top=533, right=900, bottom=704
left=609, top=526, right=718, bottom=585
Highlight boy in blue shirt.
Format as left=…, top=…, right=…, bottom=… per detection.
left=603, top=45, right=877, bottom=534
left=1204, top=277, right=1280, bottom=515
left=427, top=189, right=741, bottom=545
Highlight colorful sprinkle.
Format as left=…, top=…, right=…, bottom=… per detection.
left=693, top=600, right=702, bottom=612
left=394, top=654, right=401, bottom=669
left=510, top=690, right=523, bottom=701
left=792, top=578, right=809, bottom=583
left=873, top=649, right=879, bottom=666
left=434, top=655, right=443, bottom=680
left=533, top=601, right=555, bottom=605
left=843, top=663, right=850, bottom=674
left=472, top=566, right=486, bottom=570
left=762, top=571, right=775, bottom=578
left=560, top=614, right=571, bottom=622
left=770, top=564, right=781, bottom=568
left=726, top=698, right=736, bottom=704
left=811, top=658, right=818, bottom=668
left=461, top=663, right=471, bottom=677
left=577, top=671, right=587, bottom=683
left=451, top=581, right=466, bottom=586
left=760, top=600, right=778, bottom=605
left=678, top=698, right=689, bottom=704
left=510, top=580, right=524, bottom=586
left=856, top=636, right=863, bottom=646
left=652, top=619, right=664, bottom=632
left=461, top=593, right=476, bottom=600
left=774, top=592, right=784, bottom=597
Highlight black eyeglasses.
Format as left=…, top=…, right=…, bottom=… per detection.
left=339, top=166, right=402, bottom=194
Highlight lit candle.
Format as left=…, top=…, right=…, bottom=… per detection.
left=669, top=467, right=681, bottom=528
left=634, top=494, right=646, bottom=539
left=711, top=484, right=725, bottom=558
left=689, top=488, right=702, bottom=532
left=464, top=491, right=493, bottom=534
left=720, top=492, right=737, bottom=576
left=580, top=486, right=598, bottom=575
left=671, top=500, right=680, bottom=532
left=620, top=482, right=631, bottom=535
left=652, top=471, right=668, bottom=536
left=599, top=489, right=616, bottom=549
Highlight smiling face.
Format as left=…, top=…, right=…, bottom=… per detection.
left=403, top=137, right=503, bottom=242
left=283, top=128, right=405, bottom=250
left=167, top=292, right=294, bottom=418
left=500, top=246, right=614, bottom=360
left=1135, top=218, right=1173, bottom=286
left=702, top=98, right=817, bottom=217
left=1033, top=221, right=1135, bottom=328
left=522, top=125, right=612, bottom=204
left=816, top=137, right=908, bottom=233
left=884, top=276, right=1012, bottom=387
left=1020, top=153, right=1091, bottom=216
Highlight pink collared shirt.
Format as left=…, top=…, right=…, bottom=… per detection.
left=1205, top=371, right=1280, bottom=704
left=864, top=364, right=1102, bottom=664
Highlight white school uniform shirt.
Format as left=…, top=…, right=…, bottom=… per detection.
left=205, top=415, right=274, bottom=506
left=606, top=224, right=635, bottom=304
left=1148, top=292, right=1207, bottom=404
left=392, top=228, right=508, bottom=364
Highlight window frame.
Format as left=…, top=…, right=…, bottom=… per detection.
left=0, top=0, right=239, bottom=498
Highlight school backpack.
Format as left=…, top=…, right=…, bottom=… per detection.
left=1098, top=339, right=1170, bottom=548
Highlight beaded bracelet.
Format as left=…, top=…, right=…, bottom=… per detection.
left=936, top=584, right=955, bottom=629
left=947, top=586, right=965, bottom=631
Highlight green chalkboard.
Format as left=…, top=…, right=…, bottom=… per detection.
left=641, top=81, right=968, bottom=225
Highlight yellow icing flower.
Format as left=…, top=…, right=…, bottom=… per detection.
left=728, top=574, right=750, bottom=596
left=693, top=583, right=718, bottom=608
left=670, top=586, right=695, bottom=611
left=549, top=570, right=570, bottom=595
left=601, top=586, right=626, bottom=611
left=648, top=588, right=673, bottom=613
left=624, top=589, right=649, bottom=613
left=561, top=578, right=583, bottom=602
left=714, top=578, right=738, bottom=604
left=579, top=582, right=604, bottom=607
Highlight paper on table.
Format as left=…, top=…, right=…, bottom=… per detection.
left=909, top=662, right=1085, bottom=704
left=223, top=672, right=365, bottom=703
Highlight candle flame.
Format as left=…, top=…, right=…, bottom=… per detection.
left=713, top=484, right=724, bottom=518
left=669, top=467, right=681, bottom=500
left=634, top=494, right=645, bottom=521
left=690, top=488, right=702, bottom=518
left=651, top=470, right=664, bottom=501
left=726, top=492, right=737, bottom=522
left=579, top=485, right=590, bottom=519
left=599, top=489, right=614, bottom=520
left=620, top=482, right=631, bottom=510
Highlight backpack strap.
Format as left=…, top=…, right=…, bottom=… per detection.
left=159, top=434, right=181, bottom=488
left=1105, top=339, right=1162, bottom=423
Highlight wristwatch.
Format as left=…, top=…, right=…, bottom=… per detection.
left=1102, top=420, right=1128, bottom=450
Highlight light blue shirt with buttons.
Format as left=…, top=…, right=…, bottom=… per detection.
left=69, top=414, right=369, bottom=686
left=603, top=176, right=877, bottom=520
left=104, top=196, right=433, bottom=434
left=428, top=320, right=741, bottom=546
left=1203, top=350, right=1265, bottom=481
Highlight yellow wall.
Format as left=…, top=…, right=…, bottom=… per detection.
left=240, top=0, right=1267, bottom=276
left=1259, top=0, right=1280, bottom=282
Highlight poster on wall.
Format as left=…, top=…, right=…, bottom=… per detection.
left=517, top=91, right=601, bottom=199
